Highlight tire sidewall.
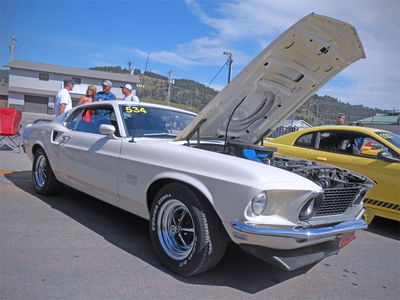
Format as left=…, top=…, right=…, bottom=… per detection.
left=150, top=184, right=211, bottom=276
left=32, top=148, right=53, bottom=194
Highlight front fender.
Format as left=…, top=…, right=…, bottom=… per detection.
left=148, top=171, right=215, bottom=206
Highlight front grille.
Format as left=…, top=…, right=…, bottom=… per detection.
left=315, top=187, right=360, bottom=216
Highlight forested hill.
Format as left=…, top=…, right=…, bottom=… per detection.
left=88, top=65, right=386, bottom=123
left=298, top=95, right=386, bottom=125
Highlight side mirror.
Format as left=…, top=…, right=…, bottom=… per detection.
left=377, top=150, right=400, bottom=162
left=99, top=124, right=117, bottom=139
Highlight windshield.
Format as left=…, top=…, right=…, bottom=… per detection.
left=119, top=104, right=196, bottom=138
left=376, top=131, right=400, bottom=148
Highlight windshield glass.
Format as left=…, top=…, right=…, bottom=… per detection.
left=119, top=104, right=196, bottom=138
left=376, top=131, right=400, bottom=148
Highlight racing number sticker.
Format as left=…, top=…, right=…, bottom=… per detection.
left=125, top=106, right=147, bottom=114
left=378, top=133, right=393, bottom=139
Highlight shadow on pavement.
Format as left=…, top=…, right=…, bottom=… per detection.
left=6, top=170, right=316, bottom=294
left=367, top=217, right=399, bottom=241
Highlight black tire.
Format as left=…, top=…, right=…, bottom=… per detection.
left=32, top=148, right=63, bottom=195
left=150, top=183, right=227, bottom=277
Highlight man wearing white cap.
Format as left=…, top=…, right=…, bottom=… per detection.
left=121, top=83, right=139, bottom=103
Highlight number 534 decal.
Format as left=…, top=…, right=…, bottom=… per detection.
left=125, top=106, right=147, bottom=114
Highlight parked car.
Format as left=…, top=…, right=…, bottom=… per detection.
left=265, top=126, right=400, bottom=224
left=23, top=14, right=373, bottom=276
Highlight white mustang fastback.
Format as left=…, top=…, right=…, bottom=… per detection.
left=23, top=14, right=374, bottom=276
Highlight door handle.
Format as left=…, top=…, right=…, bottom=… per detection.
left=316, top=157, right=327, bottom=161
left=58, top=134, right=71, bottom=145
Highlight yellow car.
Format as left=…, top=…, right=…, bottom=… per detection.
left=265, top=126, right=400, bottom=224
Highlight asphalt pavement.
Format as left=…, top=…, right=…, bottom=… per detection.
left=1, top=115, right=399, bottom=299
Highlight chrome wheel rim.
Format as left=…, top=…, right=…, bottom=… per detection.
left=34, top=155, right=47, bottom=188
left=157, top=199, right=196, bottom=260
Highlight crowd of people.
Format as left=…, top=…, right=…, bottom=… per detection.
left=55, top=78, right=140, bottom=116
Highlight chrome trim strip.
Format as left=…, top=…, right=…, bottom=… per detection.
left=231, top=219, right=367, bottom=240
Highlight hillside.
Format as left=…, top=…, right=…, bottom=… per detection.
left=90, top=66, right=386, bottom=124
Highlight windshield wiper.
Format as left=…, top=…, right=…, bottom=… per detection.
left=143, top=133, right=177, bottom=138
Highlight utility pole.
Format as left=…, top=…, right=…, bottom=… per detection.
left=144, top=52, right=150, bottom=73
left=9, top=36, right=17, bottom=63
left=167, top=70, right=173, bottom=106
left=223, top=51, right=233, bottom=83
left=128, top=61, right=133, bottom=75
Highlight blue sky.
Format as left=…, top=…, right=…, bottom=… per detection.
left=1, top=0, right=399, bottom=109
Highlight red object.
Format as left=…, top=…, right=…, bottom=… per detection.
left=339, top=231, right=356, bottom=248
left=0, top=108, right=23, bottom=152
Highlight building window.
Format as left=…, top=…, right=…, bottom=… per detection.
left=39, top=73, right=49, bottom=81
left=72, top=77, right=81, bottom=85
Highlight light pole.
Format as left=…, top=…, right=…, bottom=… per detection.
left=223, top=51, right=233, bottom=83
left=167, top=70, right=173, bottom=106
left=9, top=36, right=17, bottom=63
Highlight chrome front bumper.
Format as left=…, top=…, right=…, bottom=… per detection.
left=230, top=219, right=368, bottom=271
left=230, top=219, right=367, bottom=250
left=231, top=219, right=367, bottom=240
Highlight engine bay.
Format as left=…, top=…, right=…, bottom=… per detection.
left=189, top=141, right=371, bottom=190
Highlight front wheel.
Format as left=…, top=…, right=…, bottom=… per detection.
left=150, top=183, right=227, bottom=276
left=32, top=148, right=63, bottom=195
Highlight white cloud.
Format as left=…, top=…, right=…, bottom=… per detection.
left=184, top=0, right=400, bottom=109
left=205, top=82, right=225, bottom=91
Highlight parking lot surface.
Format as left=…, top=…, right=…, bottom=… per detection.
left=1, top=116, right=399, bottom=299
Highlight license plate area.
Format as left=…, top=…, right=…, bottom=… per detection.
left=338, top=231, right=356, bottom=248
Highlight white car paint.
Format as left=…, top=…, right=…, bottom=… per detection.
left=23, top=14, right=371, bottom=272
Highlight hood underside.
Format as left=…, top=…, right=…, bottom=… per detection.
left=176, top=13, right=365, bottom=144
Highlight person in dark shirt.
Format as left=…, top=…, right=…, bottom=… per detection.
left=335, top=113, right=346, bottom=125
left=94, top=80, right=116, bottom=101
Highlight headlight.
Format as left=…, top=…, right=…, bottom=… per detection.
left=251, top=192, right=268, bottom=216
left=299, top=193, right=324, bottom=221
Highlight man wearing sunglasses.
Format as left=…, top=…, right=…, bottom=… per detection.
left=94, top=79, right=116, bottom=101
left=336, top=113, right=346, bottom=125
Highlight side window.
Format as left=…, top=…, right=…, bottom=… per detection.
left=294, top=132, right=315, bottom=148
left=317, top=130, right=391, bottom=158
left=359, top=137, right=388, bottom=157
left=66, top=106, right=120, bottom=136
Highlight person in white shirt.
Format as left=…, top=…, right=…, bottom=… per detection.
left=120, top=83, right=139, bottom=103
left=55, top=79, right=74, bottom=116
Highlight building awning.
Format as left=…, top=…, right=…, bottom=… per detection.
left=5, top=60, right=141, bottom=84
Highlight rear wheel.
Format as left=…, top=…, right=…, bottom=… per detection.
left=32, top=148, right=63, bottom=195
left=150, top=183, right=227, bottom=276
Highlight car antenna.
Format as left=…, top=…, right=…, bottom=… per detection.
left=223, top=96, right=247, bottom=153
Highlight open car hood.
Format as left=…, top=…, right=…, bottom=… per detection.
left=176, top=13, right=365, bottom=144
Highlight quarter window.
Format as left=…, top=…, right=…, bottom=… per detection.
left=294, top=132, right=315, bottom=148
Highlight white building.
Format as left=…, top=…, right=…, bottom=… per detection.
left=282, top=119, right=312, bottom=129
left=5, top=60, right=141, bottom=114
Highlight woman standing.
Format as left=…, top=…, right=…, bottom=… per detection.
left=77, top=86, right=97, bottom=106
left=77, top=86, right=97, bottom=122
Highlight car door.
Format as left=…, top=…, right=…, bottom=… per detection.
left=59, top=105, right=122, bottom=205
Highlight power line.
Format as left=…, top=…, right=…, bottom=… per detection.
left=208, top=61, right=227, bottom=85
